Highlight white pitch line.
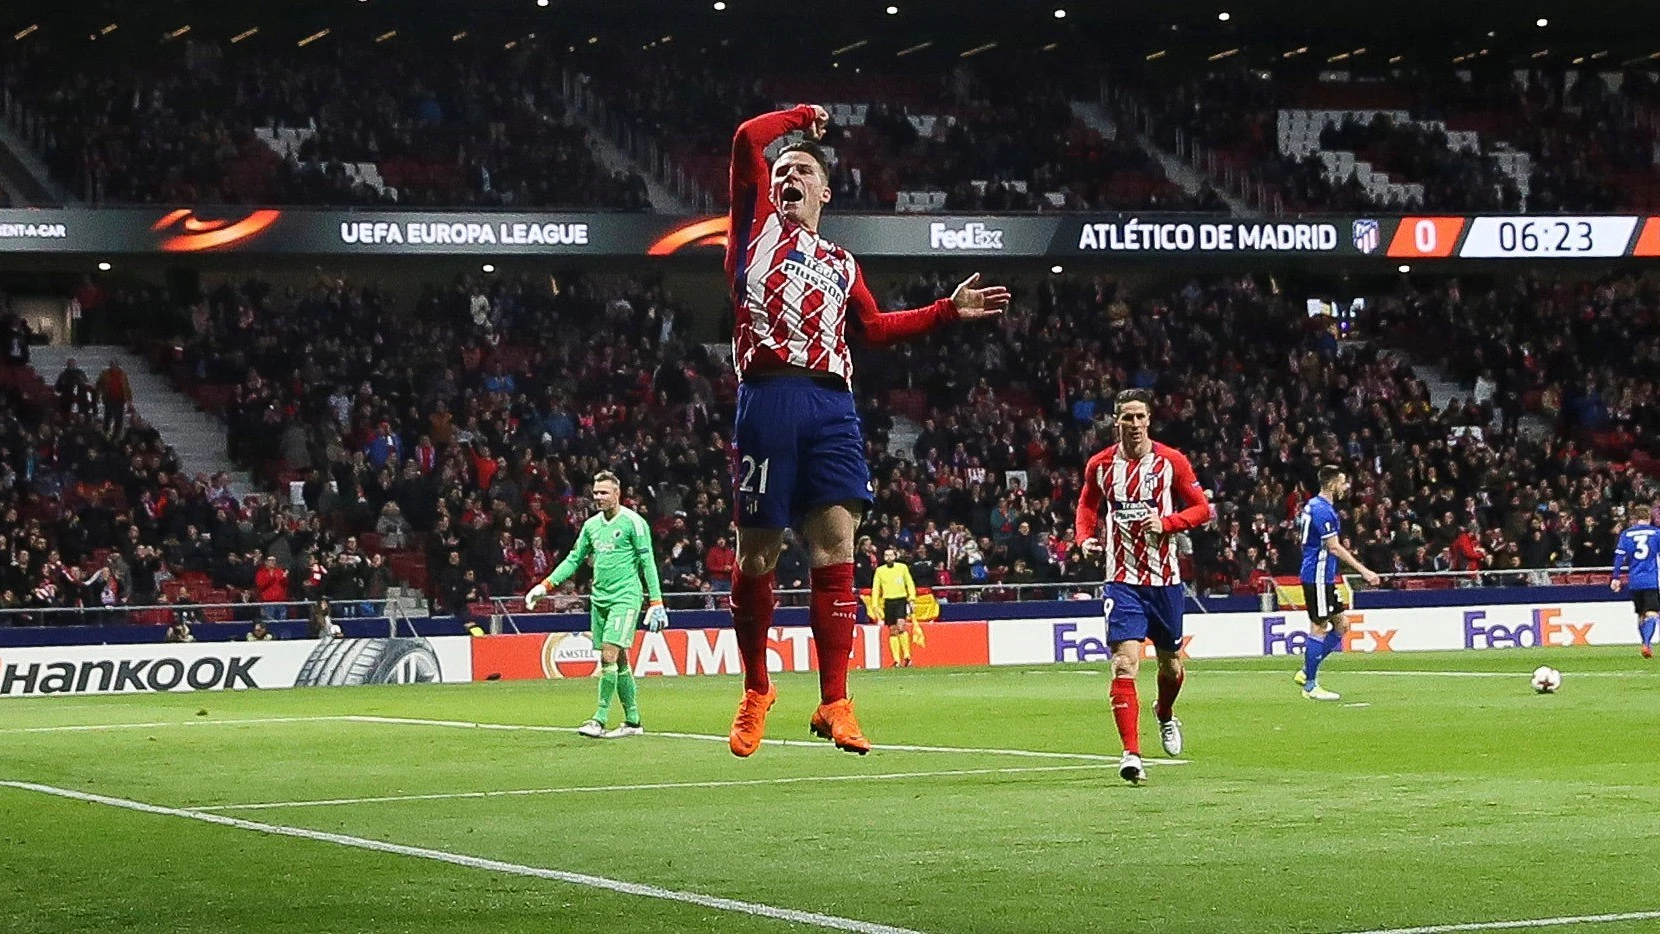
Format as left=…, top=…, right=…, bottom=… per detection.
left=6, top=716, right=1188, bottom=766
left=342, top=715, right=1190, bottom=765
left=0, top=715, right=352, bottom=735
left=1198, top=670, right=1652, bottom=679
left=1339, top=908, right=1660, bottom=933
left=0, top=780, right=929, bottom=934
left=193, top=763, right=1116, bottom=812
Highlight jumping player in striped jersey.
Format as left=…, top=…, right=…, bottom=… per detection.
left=723, top=105, right=1009, bottom=758
left=1075, top=389, right=1215, bottom=783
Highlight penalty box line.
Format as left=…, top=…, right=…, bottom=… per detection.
left=0, top=780, right=929, bottom=934
left=194, top=763, right=1118, bottom=812
left=339, top=715, right=1192, bottom=765
left=1337, top=908, right=1660, bottom=933
left=4, top=714, right=1191, bottom=767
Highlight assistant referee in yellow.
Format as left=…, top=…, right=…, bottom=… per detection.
left=872, top=547, right=918, bottom=667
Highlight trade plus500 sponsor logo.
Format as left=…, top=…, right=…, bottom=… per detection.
left=0, top=654, right=261, bottom=697
left=1262, top=615, right=1398, bottom=654
left=1463, top=608, right=1592, bottom=649
left=929, top=221, right=1004, bottom=250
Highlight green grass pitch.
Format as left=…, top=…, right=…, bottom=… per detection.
left=4, top=648, right=1660, bottom=934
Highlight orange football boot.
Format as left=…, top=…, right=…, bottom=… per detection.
left=809, top=698, right=871, bottom=755
left=728, top=684, right=777, bottom=757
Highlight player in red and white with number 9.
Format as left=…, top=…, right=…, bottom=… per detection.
left=723, top=104, right=1009, bottom=757
left=1075, top=389, right=1215, bottom=783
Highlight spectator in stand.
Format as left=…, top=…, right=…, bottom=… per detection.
left=704, top=535, right=736, bottom=592
left=95, top=360, right=132, bottom=437
left=309, top=598, right=341, bottom=639
left=54, top=358, right=93, bottom=418
left=255, top=555, right=289, bottom=621
left=172, top=587, right=205, bottom=629
left=364, top=552, right=393, bottom=617
left=2, top=310, right=30, bottom=365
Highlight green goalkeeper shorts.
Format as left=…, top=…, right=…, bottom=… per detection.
left=590, top=601, right=643, bottom=649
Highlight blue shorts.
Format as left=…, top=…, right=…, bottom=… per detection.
left=732, top=376, right=874, bottom=530
left=1103, top=582, right=1185, bottom=653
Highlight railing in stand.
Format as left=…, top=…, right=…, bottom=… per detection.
left=1255, top=566, right=1618, bottom=610
left=0, top=600, right=324, bottom=627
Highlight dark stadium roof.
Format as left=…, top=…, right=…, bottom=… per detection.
left=7, top=0, right=1660, bottom=71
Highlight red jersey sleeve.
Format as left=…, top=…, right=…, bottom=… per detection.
left=1075, top=450, right=1110, bottom=546
left=728, top=106, right=817, bottom=226
left=1157, top=446, right=1215, bottom=534
left=847, top=263, right=958, bottom=346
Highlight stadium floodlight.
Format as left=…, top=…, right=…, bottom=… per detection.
left=713, top=1, right=726, bottom=9
left=1535, top=18, right=1548, bottom=27
left=886, top=5, right=898, bottom=14
left=1053, top=8, right=1067, bottom=18
left=537, top=0, right=549, bottom=6
left=1218, top=11, right=1231, bottom=21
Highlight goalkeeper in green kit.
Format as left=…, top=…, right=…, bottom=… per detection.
left=524, top=471, right=667, bottom=739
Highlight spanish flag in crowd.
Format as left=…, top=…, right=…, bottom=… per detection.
left=1273, top=577, right=1354, bottom=609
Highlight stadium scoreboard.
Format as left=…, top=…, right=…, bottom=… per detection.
left=1387, top=216, right=1654, bottom=260
left=2, top=207, right=1660, bottom=261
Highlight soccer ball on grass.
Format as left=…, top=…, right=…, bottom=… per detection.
left=1530, top=665, right=1562, bottom=694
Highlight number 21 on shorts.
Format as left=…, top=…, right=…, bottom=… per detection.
left=738, top=455, right=771, bottom=494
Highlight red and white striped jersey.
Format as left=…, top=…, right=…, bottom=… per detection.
left=734, top=212, right=861, bottom=379
left=1075, top=442, right=1214, bottom=586
left=726, top=107, right=955, bottom=382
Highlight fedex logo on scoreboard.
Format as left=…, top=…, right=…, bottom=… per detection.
left=1463, top=608, right=1594, bottom=650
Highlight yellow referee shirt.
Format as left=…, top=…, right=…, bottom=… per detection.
left=872, top=562, right=917, bottom=605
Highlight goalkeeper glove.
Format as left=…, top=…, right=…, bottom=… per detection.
left=643, top=601, right=669, bottom=632
left=524, top=584, right=548, bottom=611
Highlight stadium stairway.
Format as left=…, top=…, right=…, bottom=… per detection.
left=28, top=345, right=256, bottom=498
left=0, top=118, right=73, bottom=205
left=579, top=123, right=691, bottom=214
left=1070, top=100, right=1251, bottom=216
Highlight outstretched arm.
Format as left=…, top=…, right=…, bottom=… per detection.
left=848, top=269, right=1008, bottom=346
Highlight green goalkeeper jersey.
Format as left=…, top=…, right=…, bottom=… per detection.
left=541, top=506, right=663, bottom=605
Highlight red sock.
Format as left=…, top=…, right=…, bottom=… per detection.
left=1155, top=668, right=1184, bottom=722
left=1110, top=677, right=1141, bottom=755
left=729, top=571, right=775, bottom=694
left=809, top=563, right=857, bottom=704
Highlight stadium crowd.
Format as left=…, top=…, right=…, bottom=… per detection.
left=0, top=332, right=245, bottom=624
left=1119, top=67, right=1660, bottom=214
left=2, top=36, right=649, bottom=209
left=1, top=29, right=1215, bottom=213
left=6, top=261, right=1652, bottom=629
left=578, top=47, right=1217, bottom=212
